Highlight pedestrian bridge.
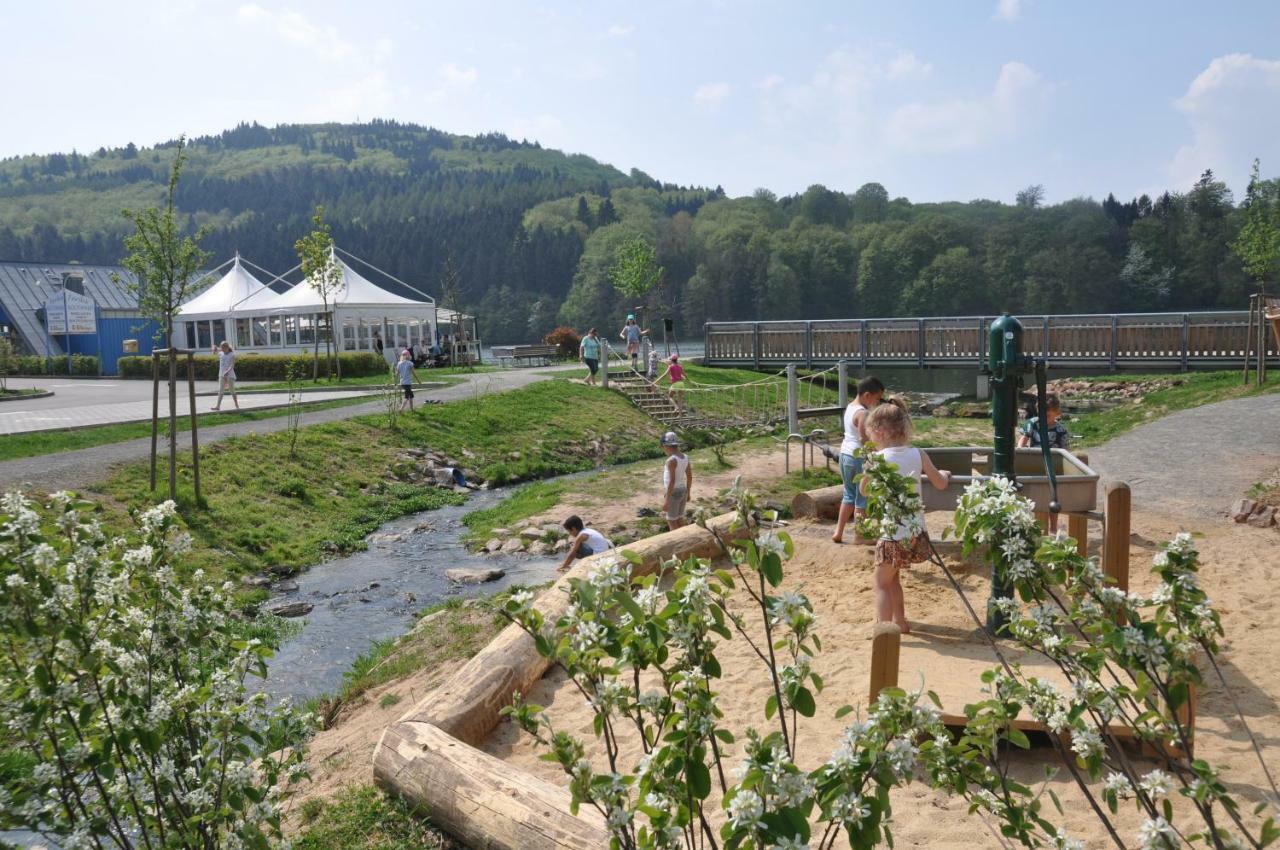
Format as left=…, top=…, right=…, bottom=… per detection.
left=703, top=311, right=1278, bottom=372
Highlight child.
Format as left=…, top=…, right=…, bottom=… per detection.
left=659, top=355, right=686, bottom=413
left=832, top=375, right=885, bottom=544
left=1018, top=392, right=1070, bottom=532
left=861, top=399, right=951, bottom=634
left=619, top=314, right=649, bottom=372
left=646, top=348, right=659, bottom=381
left=212, top=341, right=239, bottom=411
left=659, top=431, right=693, bottom=530
left=558, top=515, right=614, bottom=571
left=396, top=350, right=421, bottom=412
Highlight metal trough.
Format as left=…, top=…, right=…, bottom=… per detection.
left=919, top=447, right=1099, bottom=514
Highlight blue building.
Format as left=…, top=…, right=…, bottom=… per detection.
left=0, top=261, right=161, bottom=375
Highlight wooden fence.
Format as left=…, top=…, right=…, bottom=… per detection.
left=704, top=312, right=1280, bottom=371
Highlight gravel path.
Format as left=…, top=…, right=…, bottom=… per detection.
left=0, top=366, right=577, bottom=493
left=1087, top=393, right=1280, bottom=520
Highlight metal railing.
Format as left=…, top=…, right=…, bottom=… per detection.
left=704, top=311, right=1280, bottom=370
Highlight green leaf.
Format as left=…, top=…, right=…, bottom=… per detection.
left=761, top=552, right=783, bottom=587
left=687, top=759, right=712, bottom=799
left=792, top=687, right=816, bottom=718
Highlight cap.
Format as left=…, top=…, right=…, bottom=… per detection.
left=660, top=431, right=680, bottom=447
left=627, top=314, right=635, bottom=321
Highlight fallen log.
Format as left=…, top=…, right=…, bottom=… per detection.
left=791, top=484, right=843, bottom=520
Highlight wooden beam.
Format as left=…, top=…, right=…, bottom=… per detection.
left=374, top=722, right=609, bottom=850
left=1103, top=482, right=1131, bottom=596
left=1069, top=452, right=1090, bottom=557
left=869, top=622, right=901, bottom=706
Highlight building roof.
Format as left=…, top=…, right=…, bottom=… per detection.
left=264, top=252, right=430, bottom=312
left=178, top=256, right=279, bottom=319
left=0, top=261, right=142, bottom=357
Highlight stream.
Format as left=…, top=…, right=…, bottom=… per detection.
left=259, top=485, right=562, bottom=705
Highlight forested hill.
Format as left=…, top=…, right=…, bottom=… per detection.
left=0, top=120, right=1262, bottom=344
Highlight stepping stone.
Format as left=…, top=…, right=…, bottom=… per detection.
left=445, top=567, right=506, bottom=585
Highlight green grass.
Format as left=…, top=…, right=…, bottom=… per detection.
left=0, top=387, right=44, bottom=397
left=462, top=478, right=570, bottom=544
left=247, top=366, right=494, bottom=392
left=79, top=380, right=659, bottom=583
left=293, top=786, right=457, bottom=849
left=0, top=395, right=377, bottom=462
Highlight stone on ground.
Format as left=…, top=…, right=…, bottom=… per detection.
left=1247, top=505, right=1276, bottom=528
left=482, top=538, right=503, bottom=553
left=268, top=601, right=313, bottom=618
left=1231, top=499, right=1257, bottom=522
left=445, top=567, right=505, bottom=585
left=500, top=538, right=525, bottom=554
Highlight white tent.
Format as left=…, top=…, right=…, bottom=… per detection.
left=266, top=252, right=425, bottom=311
left=177, top=256, right=280, bottom=350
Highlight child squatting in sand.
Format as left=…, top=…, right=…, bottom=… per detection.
left=860, top=399, right=951, bottom=634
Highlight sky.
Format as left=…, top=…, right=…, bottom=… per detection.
left=2, top=0, right=1279, bottom=204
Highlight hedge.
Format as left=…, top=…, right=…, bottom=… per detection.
left=116, top=351, right=391, bottom=381
left=5, top=355, right=100, bottom=376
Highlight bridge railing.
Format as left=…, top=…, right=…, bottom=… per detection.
left=704, top=311, right=1278, bottom=370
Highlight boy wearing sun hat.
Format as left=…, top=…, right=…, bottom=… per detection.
left=660, top=431, right=693, bottom=530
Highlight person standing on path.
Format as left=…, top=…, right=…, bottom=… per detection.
left=579, top=327, right=602, bottom=386
left=832, top=376, right=884, bottom=544
left=619, top=315, right=648, bottom=372
left=660, top=431, right=693, bottom=530
left=212, top=341, right=239, bottom=411
left=396, top=350, right=421, bottom=412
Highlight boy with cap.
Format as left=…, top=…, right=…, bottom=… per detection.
left=660, top=431, right=693, bottom=530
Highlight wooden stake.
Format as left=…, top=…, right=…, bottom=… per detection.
left=869, top=622, right=901, bottom=706
left=1069, top=452, right=1089, bottom=557
left=187, top=352, right=200, bottom=503
left=150, top=352, right=160, bottom=491
left=1103, top=482, right=1131, bottom=597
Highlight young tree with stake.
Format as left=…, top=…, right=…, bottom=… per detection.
left=295, top=207, right=344, bottom=381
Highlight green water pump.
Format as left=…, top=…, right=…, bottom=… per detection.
left=985, top=313, right=1060, bottom=634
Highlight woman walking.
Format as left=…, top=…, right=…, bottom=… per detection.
left=212, top=341, right=239, bottom=411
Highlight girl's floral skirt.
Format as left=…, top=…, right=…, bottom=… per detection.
left=875, top=533, right=931, bottom=570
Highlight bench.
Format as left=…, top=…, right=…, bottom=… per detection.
left=491, top=344, right=560, bottom=367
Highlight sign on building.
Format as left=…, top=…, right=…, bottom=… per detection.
left=45, top=289, right=97, bottom=335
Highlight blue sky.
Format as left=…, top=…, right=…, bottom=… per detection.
left=2, top=0, right=1279, bottom=204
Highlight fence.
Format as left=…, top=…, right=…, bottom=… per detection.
left=704, top=312, right=1280, bottom=371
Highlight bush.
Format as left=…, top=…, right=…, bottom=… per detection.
left=117, top=351, right=389, bottom=381
left=8, top=354, right=99, bottom=376
left=543, top=325, right=582, bottom=358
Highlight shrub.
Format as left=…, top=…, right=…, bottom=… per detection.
left=8, top=354, right=99, bottom=376
left=0, top=492, right=310, bottom=849
left=117, top=351, right=389, bottom=381
left=543, top=325, right=582, bottom=358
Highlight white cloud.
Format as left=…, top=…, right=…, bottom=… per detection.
left=607, top=23, right=633, bottom=37
left=1168, top=53, right=1280, bottom=192
left=758, top=73, right=784, bottom=92
left=316, top=71, right=393, bottom=120
left=235, top=4, right=352, bottom=61
left=992, top=0, right=1022, bottom=21
left=509, top=113, right=566, bottom=145
left=438, top=63, right=478, bottom=90
left=693, top=81, right=732, bottom=109
left=884, top=50, right=932, bottom=80
left=884, top=61, right=1045, bottom=152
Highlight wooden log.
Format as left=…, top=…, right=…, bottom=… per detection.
left=791, top=484, right=843, bottom=520
left=375, top=721, right=609, bottom=850
left=868, top=622, right=901, bottom=706
left=1102, top=482, right=1131, bottom=595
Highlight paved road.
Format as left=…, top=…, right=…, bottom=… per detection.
left=1087, top=393, right=1280, bottom=519
left=2, top=376, right=232, bottom=410
left=0, top=366, right=578, bottom=493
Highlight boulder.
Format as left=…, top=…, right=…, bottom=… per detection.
left=445, top=567, right=506, bottom=585
left=1247, top=506, right=1276, bottom=529
left=414, top=522, right=433, bottom=533
left=932, top=406, right=954, bottom=418
left=274, top=580, right=299, bottom=593
left=500, top=538, right=525, bottom=554
left=491, top=527, right=511, bottom=538
left=268, top=601, right=313, bottom=618
left=554, top=538, right=570, bottom=552
left=242, top=573, right=273, bottom=589
left=526, top=541, right=551, bottom=556
left=483, top=538, right=503, bottom=553
left=368, top=532, right=404, bottom=545
left=519, top=528, right=544, bottom=541
left=636, top=507, right=659, bottom=518
left=1231, top=499, right=1258, bottom=523
left=406, top=448, right=428, bottom=458
left=461, top=448, right=476, bottom=459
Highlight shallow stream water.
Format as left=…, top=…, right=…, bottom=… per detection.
left=259, top=486, right=562, bottom=704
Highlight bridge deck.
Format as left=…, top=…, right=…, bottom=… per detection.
left=704, top=311, right=1280, bottom=371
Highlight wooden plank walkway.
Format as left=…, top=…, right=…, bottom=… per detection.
left=704, top=311, right=1280, bottom=371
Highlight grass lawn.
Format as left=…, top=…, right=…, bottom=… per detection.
left=84, top=380, right=661, bottom=583
left=247, top=365, right=495, bottom=392
left=0, top=395, right=377, bottom=462
left=294, top=786, right=457, bottom=850
left=0, top=387, right=44, bottom=397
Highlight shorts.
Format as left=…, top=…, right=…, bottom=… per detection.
left=840, top=453, right=866, bottom=509
left=875, top=534, right=931, bottom=571
left=221, top=374, right=236, bottom=387
left=666, top=487, right=688, bottom=521
left=584, top=357, right=599, bottom=376
left=627, top=342, right=640, bottom=356
left=401, top=385, right=414, bottom=400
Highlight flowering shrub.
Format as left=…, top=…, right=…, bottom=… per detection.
left=543, top=326, right=583, bottom=358
left=0, top=492, right=310, bottom=849
left=854, top=442, right=924, bottom=542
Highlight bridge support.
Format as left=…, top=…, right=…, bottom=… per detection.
left=837, top=359, right=848, bottom=408
left=786, top=363, right=799, bottom=435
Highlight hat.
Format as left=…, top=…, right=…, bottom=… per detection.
left=627, top=314, right=635, bottom=321
left=660, top=431, right=680, bottom=447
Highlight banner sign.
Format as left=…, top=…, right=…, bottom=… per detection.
left=45, top=289, right=97, bottom=335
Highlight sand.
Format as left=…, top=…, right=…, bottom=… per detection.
left=481, top=503, right=1280, bottom=849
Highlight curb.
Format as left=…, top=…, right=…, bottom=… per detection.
left=0, top=390, right=55, bottom=403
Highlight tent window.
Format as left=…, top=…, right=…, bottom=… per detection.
left=236, top=319, right=251, bottom=349
left=211, top=320, right=227, bottom=346
left=196, top=322, right=213, bottom=350
left=298, top=315, right=315, bottom=346
left=269, top=316, right=282, bottom=347
left=284, top=315, right=299, bottom=346
left=318, top=314, right=331, bottom=343
left=185, top=323, right=197, bottom=348
left=252, top=317, right=269, bottom=347
left=342, top=317, right=357, bottom=351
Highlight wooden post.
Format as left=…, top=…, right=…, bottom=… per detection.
left=869, top=622, right=901, bottom=706
left=187, top=352, right=200, bottom=503
left=1244, top=294, right=1256, bottom=385
left=1069, top=452, right=1089, bottom=556
left=150, top=351, right=160, bottom=491
left=1103, top=482, right=1131, bottom=598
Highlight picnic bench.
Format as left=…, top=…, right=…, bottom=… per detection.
left=491, top=344, right=560, bottom=367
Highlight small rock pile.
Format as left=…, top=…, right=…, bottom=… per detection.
left=395, top=447, right=486, bottom=493
left=1230, top=498, right=1277, bottom=529
left=1047, top=377, right=1181, bottom=401
left=480, top=520, right=572, bottom=557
